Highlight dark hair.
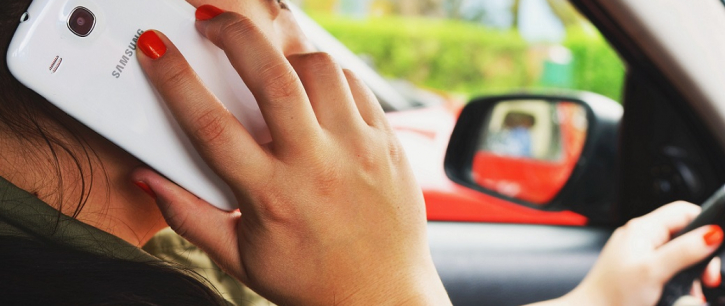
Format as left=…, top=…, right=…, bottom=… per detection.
left=0, top=236, right=229, bottom=306
left=0, top=1, right=101, bottom=219
left=0, top=3, right=230, bottom=306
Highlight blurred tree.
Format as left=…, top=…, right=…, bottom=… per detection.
left=444, top=0, right=466, bottom=19
left=294, top=0, right=586, bottom=30
left=339, top=0, right=373, bottom=17
left=512, top=0, right=521, bottom=28
left=513, top=0, right=586, bottom=29
left=546, top=0, right=587, bottom=28
left=370, top=0, right=395, bottom=16
left=299, top=0, right=339, bottom=12
left=396, top=0, right=445, bottom=17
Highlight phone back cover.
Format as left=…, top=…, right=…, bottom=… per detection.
left=7, top=0, right=270, bottom=211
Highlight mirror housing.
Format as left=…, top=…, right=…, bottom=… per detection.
left=445, top=92, right=622, bottom=224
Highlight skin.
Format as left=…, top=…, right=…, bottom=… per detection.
left=0, top=0, right=721, bottom=305
left=133, top=8, right=450, bottom=304
left=133, top=6, right=723, bottom=306
left=530, top=203, right=722, bottom=306
left=0, top=0, right=312, bottom=247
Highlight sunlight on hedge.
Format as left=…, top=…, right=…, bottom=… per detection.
left=311, top=13, right=625, bottom=102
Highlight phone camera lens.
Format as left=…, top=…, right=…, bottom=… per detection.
left=68, top=7, right=95, bottom=37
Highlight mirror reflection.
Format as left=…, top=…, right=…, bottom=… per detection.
left=472, top=100, right=588, bottom=205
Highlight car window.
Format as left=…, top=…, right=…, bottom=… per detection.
left=290, top=0, right=625, bottom=226
left=293, top=0, right=625, bottom=104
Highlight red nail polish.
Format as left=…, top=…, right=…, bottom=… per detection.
left=704, top=225, right=723, bottom=246
left=137, top=31, right=167, bottom=60
left=134, top=181, right=157, bottom=199
left=715, top=273, right=722, bottom=288
left=196, top=5, right=225, bottom=21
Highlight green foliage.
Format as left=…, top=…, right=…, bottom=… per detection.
left=310, top=13, right=625, bottom=102
left=564, top=28, right=625, bottom=102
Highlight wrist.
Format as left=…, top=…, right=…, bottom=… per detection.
left=561, top=281, right=612, bottom=306
left=337, top=260, right=452, bottom=306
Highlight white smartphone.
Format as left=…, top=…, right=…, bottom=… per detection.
left=6, top=0, right=271, bottom=211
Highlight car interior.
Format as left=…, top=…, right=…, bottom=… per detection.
left=287, top=0, right=725, bottom=304
left=431, top=0, right=725, bottom=304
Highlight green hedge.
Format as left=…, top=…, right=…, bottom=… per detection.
left=565, top=29, right=625, bottom=102
left=310, top=14, right=625, bottom=102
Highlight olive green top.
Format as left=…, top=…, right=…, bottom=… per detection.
left=0, top=176, right=152, bottom=262
left=0, top=176, right=272, bottom=306
left=144, top=228, right=274, bottom=306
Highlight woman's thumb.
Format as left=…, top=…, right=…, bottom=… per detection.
left=130, top=167, right=245, bottom=276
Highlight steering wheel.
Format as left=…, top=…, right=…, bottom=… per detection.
left=658, top=258, right=716, bottom=306
left=658, top=185, right=725, bottom=306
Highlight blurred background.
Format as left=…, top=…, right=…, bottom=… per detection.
left=289, top=0, right=625, bottom=103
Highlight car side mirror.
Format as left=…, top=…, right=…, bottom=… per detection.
left=445, top=93, right=622, bottom=224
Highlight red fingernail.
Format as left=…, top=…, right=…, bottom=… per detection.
left=134, top=181, right=157, bottom=199
left=704, top=225, right=724, bottom=246
left=138, top=31, right=167, bottom=60
left=196, top=5, right=225, bottom=21
left=715, top=273, right=722, bottom=288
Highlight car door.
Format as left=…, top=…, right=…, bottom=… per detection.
left=292, top=0, right=725, bottom=304
left=432, top=0, right=725, bottom=305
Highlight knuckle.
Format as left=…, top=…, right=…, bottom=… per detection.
left=351, top=138, right=387, bottom=178
left=209, top=14, right=257, bottom=48
left=256, top=190, right=297, bottom=224
left=250, top=167, right=299, bottom=224
left=670, top=201, right=700, bottom=212
left=299, top=52, right=339, bottom=71
left=190, top=108, right=229, bottom=145
left=342, top=68, right=357, bottom=80
left=385, top=135, right=406, bottom=165
left=623, top=217, right=644, bottom=231
left=259, top=64, right=300, bottom=102
left=351, top=134, right=383, bottom=172
left=357, top=148, right=380, bottom=174
left=289, top=52, right=341, bottom=82
left=609, top=227, right=626, bottom=242
left=671, top=200, right=695, bottom=206
left=353, top=133, right=406, bottom=174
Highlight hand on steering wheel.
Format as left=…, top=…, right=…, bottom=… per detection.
left=563, top=202, right=722, bottom=306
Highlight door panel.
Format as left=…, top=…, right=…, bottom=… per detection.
left=428, top=222, right=611, bottom=305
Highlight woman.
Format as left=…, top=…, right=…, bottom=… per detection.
left=0, top=1, right=722, bottom=305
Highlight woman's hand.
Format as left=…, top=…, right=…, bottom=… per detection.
left=132, top=6, right=450, bottom=306
left=531, top=202, right=723, bottom=306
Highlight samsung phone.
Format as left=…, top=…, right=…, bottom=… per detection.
left=7, top=0, right=271, bottom=211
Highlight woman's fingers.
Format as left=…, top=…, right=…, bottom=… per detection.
left=195, top=10, right=321, bottom=151
left=287, top=52, right=365, bottom=132
left=655, top=225, right=723, bottom=281
left=131, top=167, right=246, bottom=280
left=702, top=257, right=722, bottom=288
left=629, top=201, right=702, bottom=248
left=637, top=202, right=723, bottom=283
left=136, top=30, right=270, bottom=186
left=343, top=69, right=389, bottom=129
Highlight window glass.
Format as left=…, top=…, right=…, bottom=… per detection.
left=290, top=0, right=622, bottom=225
left=292, top=0, right=625, bottom=103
